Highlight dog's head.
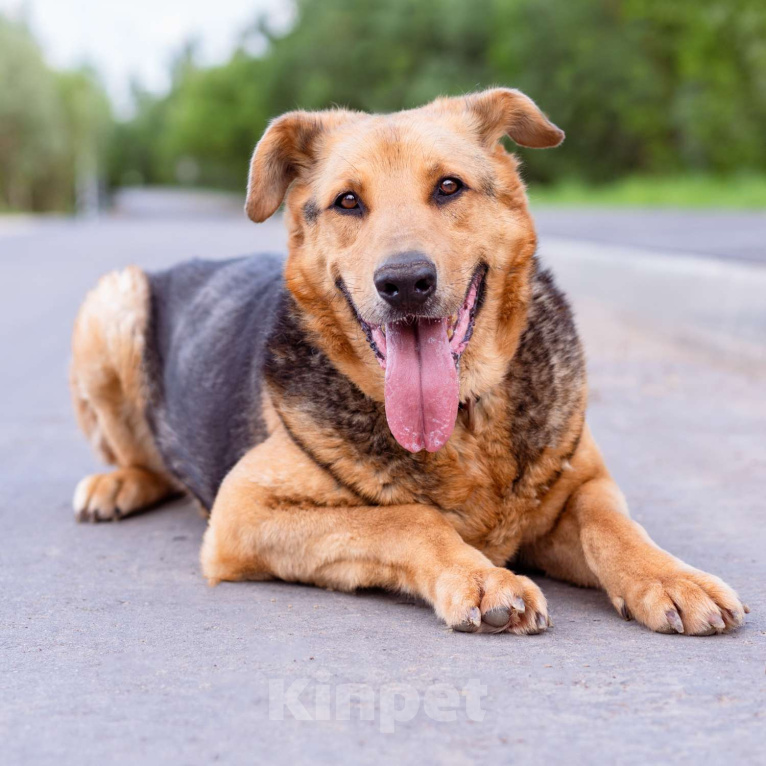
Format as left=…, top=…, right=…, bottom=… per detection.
left=246, top=88, right=563, bottom=454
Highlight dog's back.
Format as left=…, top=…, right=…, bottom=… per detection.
left=144, top=255, right=285, bottom=508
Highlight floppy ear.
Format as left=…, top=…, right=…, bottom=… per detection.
left=462, top=87, right=564, bottom=149
left=245, top=109, right=357, bottom=223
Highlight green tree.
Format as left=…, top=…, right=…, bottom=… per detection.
left=0, top=13, right=112, bottom=212
left=0, top=15, right=63, bottom=209
left=111, top=0, right=766, bottom=192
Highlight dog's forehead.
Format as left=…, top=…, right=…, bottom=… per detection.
left=319, top=110, right=489, bottom=183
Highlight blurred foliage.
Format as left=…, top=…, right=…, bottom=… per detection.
left=3, top=0, right=766, bottom=211
left=0, top=14, right=112, bottom=212
left=111, top=0, right=766, bottom=194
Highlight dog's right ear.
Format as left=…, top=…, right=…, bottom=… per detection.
left=437, top=88, right=564, bottom=150
left=245, top=109, right=357, bottom=223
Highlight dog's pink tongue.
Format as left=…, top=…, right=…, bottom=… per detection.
left=384, top=318, right=459, bottom=453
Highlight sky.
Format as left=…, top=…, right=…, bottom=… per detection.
left=0, top=0, right=293, bottom=113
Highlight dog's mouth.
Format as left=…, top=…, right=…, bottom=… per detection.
left=343, top=266, right=486, bottom=454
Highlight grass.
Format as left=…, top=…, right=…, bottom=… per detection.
left=527, top=174, right=766, bottom=209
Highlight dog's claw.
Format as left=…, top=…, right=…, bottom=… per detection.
left=666, top=609, right=684, bottom=634
left=454, top=607, right=481, bottom=633
left=483, top=606, right=511, bottom=628
left=511, top=596, right=526, bottom=614
left=615, top=597, right=632, bottom=621
left=535, top=612, right=547, bottom=631
left=708, top=612, right=726, bottom=632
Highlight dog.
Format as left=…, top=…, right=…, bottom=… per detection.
left=70, top=88, right=747, bottom=636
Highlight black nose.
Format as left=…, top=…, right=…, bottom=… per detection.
left=374, top=251, right=437, bottom=311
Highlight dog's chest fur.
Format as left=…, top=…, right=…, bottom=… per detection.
left=265, top=260, right=586, bottom=557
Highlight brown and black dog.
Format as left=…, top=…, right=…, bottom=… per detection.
left=70, top=88, right=747, bottom=636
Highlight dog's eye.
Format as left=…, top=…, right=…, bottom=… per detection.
left=436, top=177, right=463, bottom=197
left=335, top=192, right=360, bottom=210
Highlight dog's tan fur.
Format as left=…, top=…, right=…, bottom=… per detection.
left=70, top=89, right=747, bottom=635
left=70, top=267, right=176, bottom=521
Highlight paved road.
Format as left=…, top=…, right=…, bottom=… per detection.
left=534, top=208, right=766, bottom=264
left=1, top=214, right=765, bottom=765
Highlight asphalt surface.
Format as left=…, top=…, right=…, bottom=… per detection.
left=1, top=211, right=765, bottom=765
left=534, top=208, right=766, bottom=264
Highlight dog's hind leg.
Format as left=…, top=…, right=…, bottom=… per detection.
left=70, top=267, right=177, bottom=521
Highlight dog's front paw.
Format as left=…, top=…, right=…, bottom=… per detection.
left=610, top=563, right=748, bottom=636
left=434, top=566, right=549, bottom=635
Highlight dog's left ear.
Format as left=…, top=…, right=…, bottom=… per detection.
left=246, top=109, right=357, bottom=223
left=459, top=88, right=565, bottom=149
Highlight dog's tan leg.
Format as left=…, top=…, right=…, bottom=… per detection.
left=73, top=467, right=174, bottom=522
left=522, top=433, right=748, bottom=635
left=201, top=430, right=549, bottom=634
left=70, top=267, right=176, bottom=522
